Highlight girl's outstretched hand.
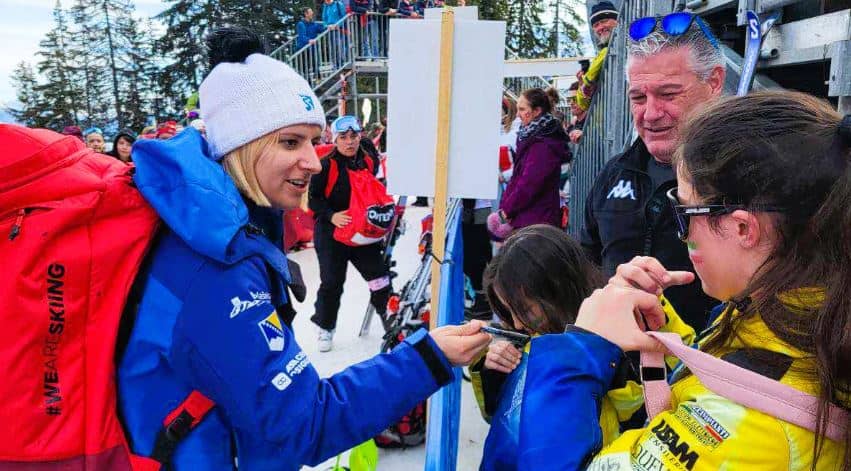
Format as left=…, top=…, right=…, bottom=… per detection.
left=609, top=256, right=695, bottom=296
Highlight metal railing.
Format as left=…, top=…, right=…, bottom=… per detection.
left=502, top=46, right=554, bottom=98
left=272, top=36, right=298, bottom=59
left=270, top=12, right=395, bottom=90
left=568, top=0, right=784, bottom=236
left=568, top=0, right=674, bottom=236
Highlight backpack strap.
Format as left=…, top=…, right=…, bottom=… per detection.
left=144, top=390, right=216, bottom=469
left=324, top=158, right=339, bottom=199
left=641, top=331, right=848, bottom=442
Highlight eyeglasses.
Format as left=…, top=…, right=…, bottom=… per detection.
left=629, top=12, right=719, bottom=50
left=666, top=188, right=746, bottom=241
left=667, top=188, right=788, bottom=241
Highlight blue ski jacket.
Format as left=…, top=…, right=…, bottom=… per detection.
left=296, top=20, right=325, bottom=49
left=118, top=129, right=453, bottom=470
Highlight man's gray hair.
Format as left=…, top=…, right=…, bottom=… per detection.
left=626, top=22, right=724, bottom=81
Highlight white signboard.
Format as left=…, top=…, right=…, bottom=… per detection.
left=424, top=6, right=478, bottom=20
left=386, top=17, right=506, bottom=199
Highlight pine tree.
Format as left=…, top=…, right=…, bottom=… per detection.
left=507, top=0, right=550, bottom=58
left=68, top=1, right=111, bottom=128
left=155, top=0, right=310, bottom=115
left=119, top=16, right=159, bottom=130
left=155, top=0, right=223, bottom=113
left=451, top=0, right=585, bottom=58
left=34, top=0, right=82, bottom=130
left=8, top=62, right=45, bottom=127
left=549, top=0, right=585, bottom=57
left=69, top=0, right=141, bottom=128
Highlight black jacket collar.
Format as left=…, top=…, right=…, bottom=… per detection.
left=614, top=138, right=654, bottom=174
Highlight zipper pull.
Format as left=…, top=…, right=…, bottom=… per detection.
left=8, top=209, right=25, bottom=241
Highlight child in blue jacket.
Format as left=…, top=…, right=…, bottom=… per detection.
left=471, top=224, right=608, bottom=470
left=118, top=27, right=490, bottom=471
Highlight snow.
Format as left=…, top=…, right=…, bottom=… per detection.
left=288, top=206, right=489, bottom=471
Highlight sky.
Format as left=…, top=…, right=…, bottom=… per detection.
left=0, top=1, right=592, bottom=118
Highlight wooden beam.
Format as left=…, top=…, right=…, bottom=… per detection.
left=429, top=8, right=455, bottom=330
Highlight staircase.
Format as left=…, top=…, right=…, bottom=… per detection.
left=271, top=12, right=563, bottom=122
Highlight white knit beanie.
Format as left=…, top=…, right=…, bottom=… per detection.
left=200, top=53, right=326, bottom=159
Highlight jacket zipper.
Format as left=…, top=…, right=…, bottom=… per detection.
left=8, top=208, right=26, bottom=241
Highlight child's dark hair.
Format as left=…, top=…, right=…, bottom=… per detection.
left=483, top=225, right=604, bottom=334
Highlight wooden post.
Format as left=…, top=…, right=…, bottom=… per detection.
left=429, top=8, right=455, bottom=330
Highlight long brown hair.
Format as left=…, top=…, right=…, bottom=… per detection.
left=483, top=224, right=604, bottom=334
left=674, top=90, right=851, bottom=469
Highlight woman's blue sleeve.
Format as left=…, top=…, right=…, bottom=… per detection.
left=518, top=331, right=623, bottom=470
left=170, top=257, right=453, bottom=466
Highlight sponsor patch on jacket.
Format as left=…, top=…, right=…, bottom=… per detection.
left=673, top=404, right=730, bottom=450
left=258, top=312, right=285, bottom=352
left=286, top=351, right=310, bottom=377
left=647, top=418, right=701, bottom=470
left=229, top=291, right=271, bottom=318
left=271, top=372, right=292, bottom=391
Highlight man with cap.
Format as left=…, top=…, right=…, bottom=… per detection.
left=575, top=1, right=619, bottom=112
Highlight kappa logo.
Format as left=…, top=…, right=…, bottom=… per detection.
left=271, top=372, right=292, bottom=391
left=229, top=291, right=271, bottom=318
left=299, top=94, right=315, bottom=111
left=607, top=179, right=637, bottom=200
left=258, top=312, right=285, bottom=351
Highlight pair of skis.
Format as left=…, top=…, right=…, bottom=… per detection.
left=358, top=195, right=408, bottom=337
left=737, top=9, right=781, bottom=96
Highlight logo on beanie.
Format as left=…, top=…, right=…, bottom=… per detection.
left=300, top=94, right=315, bottom=111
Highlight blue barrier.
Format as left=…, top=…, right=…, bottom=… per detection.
left=423, top=205, right=465, bottom=471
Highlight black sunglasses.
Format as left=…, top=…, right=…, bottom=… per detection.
left=666, top=188, right=786, bottom=241
left=666, top=188, right=744, bottom=241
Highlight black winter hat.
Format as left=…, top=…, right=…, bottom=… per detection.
left=589, top=1, right=618, bottom=25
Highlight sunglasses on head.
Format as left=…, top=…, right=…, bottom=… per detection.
left=332, top=116, right=362, bottom=134
left=629, top=12, right=720, bottom=50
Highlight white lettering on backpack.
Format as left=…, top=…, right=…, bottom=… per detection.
left=606, top=179, right=637, bottom=200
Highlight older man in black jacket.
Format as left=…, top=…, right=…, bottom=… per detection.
left=581, top=12, right=725, bottom=331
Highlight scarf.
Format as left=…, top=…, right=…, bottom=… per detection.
left=517, top=113, right=560, bottom=143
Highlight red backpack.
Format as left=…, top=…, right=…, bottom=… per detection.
left=0, top=125, right=211, bottom=470
left=324, top=156, right=395, bottom=246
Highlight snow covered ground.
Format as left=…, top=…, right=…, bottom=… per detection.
left=288, top=206, right=489, bottom=471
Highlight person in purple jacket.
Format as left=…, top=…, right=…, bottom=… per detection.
left=489, top=87, right=570, bottom=239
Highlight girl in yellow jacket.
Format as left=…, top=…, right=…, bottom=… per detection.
left=519, top=91, right=851, bottom=470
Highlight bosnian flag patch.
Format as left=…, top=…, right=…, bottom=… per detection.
left=258, top=312, right=285, bottom=352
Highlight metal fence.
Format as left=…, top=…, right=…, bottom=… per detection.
left=270, top=13, right=393, bottom=89
left=568, top=0, right=674, bottom=236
